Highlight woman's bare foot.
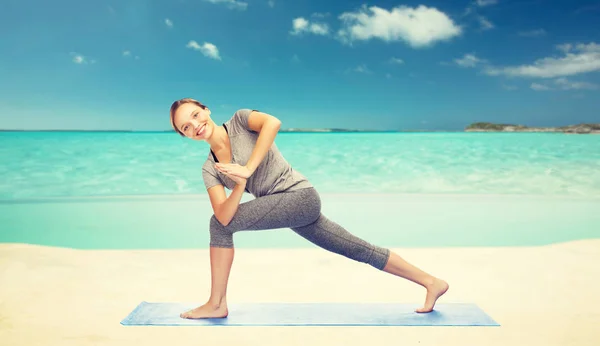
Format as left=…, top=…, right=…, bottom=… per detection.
left=180, top=302, right=228, bottom=319
left=415, top=278, right=449, bottom=313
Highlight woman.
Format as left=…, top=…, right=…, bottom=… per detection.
left=169, top=98, right=449, bottom=319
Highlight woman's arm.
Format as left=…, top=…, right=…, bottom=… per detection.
left=245, top=111, right=282, bottom=175
left=215, top=110, right=282, bottom=179
left=208, top=181, right=247, bottom=227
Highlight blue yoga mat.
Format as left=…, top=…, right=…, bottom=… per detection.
left=120, top=302, right=499, bottom=326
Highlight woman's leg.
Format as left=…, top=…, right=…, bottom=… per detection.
left=181, top=188, right=322, bottom=319
left=181, top=187, right=448, bottom=318
left=292, top=214, right=449, bottom=313
left=179, top=246, right=234, bottom=319
left=381, top=252, right=449, bottom=313
left=288, top=192, right=448, bottom=313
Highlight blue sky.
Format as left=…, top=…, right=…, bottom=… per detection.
left=1, top=0, right=599, bottom=131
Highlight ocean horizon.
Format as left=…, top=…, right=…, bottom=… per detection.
left=3, top=121, right=598, bottom=133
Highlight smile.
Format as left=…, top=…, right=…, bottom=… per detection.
left=196, top=124, right=206, bottom=136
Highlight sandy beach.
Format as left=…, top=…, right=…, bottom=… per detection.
left=1, top=239, right=599, bottom=346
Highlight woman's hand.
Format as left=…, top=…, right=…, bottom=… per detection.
left=215, top=163, right=253, bottom=178
left=224, top=172, right=247, bottom=186
left=215, top=163, right=249, bottom=186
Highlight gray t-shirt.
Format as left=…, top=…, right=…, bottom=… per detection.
left=202, top=109, right=313, bottom=197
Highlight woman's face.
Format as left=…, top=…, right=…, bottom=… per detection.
left=173, top=103, right=213, bottom=141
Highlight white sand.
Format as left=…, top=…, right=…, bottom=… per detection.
left=1, top=240, right=599, bottom=346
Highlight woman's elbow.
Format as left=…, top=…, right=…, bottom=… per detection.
left=270, top=118, right=281, bottom=129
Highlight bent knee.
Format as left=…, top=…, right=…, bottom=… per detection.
left=210, top=214, right=231, bottom=228
left=209, top=215, right=234, bottom=247
left=302, top=189, right=322, bottom=223
left=210, top=214, right=222, bottom=226
left=309, top=199, right=322, bottom=224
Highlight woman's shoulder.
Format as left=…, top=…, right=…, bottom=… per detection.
left=226, top=108, right=259, bottom=135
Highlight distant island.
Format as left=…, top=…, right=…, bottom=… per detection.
left=465, top=122, right=600, bottom=134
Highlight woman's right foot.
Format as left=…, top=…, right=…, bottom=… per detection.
left=180, top=302, right=228, bottom=319
left=415, top=278, right=449, bottom=313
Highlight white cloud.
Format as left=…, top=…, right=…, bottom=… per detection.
left=70, top=52, right=95, bottom=64
left=484, top=42, right=600, bottom=78
left=478, top=16, right=494, bottom=30
left=268, top=0, right=275, bottom=8
left=290, top=17, right=329, bottom=36
left=308, top=23, right=329, bottom=35
left=165, top=18, right=173, bottom=28
left=463, top=7, right=475, bottom=17
left=554, top=78, right=598, bottom=90
left=73, top=55, right=85, bottom=64
left=531, top=83, right=551, bottom=91
left=343, top=64, right=372, bottom=75
left=204, top=0, right=247, bottom=11
left=454, top=53, right=487, bottom=68
left=352, top=64, right=371, bottom=74
left=186, top=40, right=222, bottom=60
left=122, top=51, right=139, bottom=59
left=568, top=42, right=600, bottom=53
left=291, top=17, right=308, bottom=32
left=186, top=41, right=201, bottom=50
left=336, top=5, right=462, bottom=48
left=518, top=29, right=546, bottom=37
left=388, top=57, right=404, bottom=65
left=476, top=0, right=498, bottom=6
left=530, top=78, right=598, bottom=91
left=556, top=43, right=572, bottom=53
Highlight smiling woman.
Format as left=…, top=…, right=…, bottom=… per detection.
left=168, top=97, right=449, bottom=319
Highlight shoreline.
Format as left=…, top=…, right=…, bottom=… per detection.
left=2, top=192, right=599, bottom=250
left=3, top=190, right=600, bottom=203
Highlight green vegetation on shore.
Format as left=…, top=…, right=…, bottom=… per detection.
left=465, top=122, right=600, bottom=134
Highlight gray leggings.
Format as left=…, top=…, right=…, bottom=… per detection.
left=209, top=187, right=390, bottom=270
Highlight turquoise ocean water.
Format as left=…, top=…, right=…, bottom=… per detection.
left=1, top=131, right=599, bottom=249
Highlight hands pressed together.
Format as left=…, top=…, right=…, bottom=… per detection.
left=215, top=163, right=252, bottom=185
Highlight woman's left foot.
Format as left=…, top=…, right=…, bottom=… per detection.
left=180, top=302, right=228, bottom=319
left=415, top=278, right=449, bottom=313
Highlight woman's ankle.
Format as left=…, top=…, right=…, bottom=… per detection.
left=208, top=296, right=227, bottom=309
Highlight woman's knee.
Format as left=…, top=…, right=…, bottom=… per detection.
left=210, top=214, right=223, bottom=228
left=209, top=215, right=234, bottom=247
left=299, top=188, right=322, bottom=224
